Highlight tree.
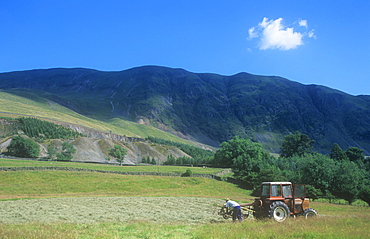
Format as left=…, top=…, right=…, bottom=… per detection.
left=47, top=144, right=57, bottom=160
left=359, top=179, right=370, bottom=206
left=257, top=166, right=286, bottom=185
left=150, top=158, right=157, bottom=165
left=305, top=185, right=323, bottom=201
left=141, top=157, right=148, bottom=164
left=109, top=145, right=127, bottom=166
left=164, top=154, right=176, bottom=165
left=331, top=160, right=365, bottom=204
left=56, top=142, right=76, bottom=161
left=6, top=136, right=40, bottom=158
left=214, top=136, right=260, bottom=167
left=329, top=143, right=348, bottom=161
left=345, top=147, right=364, bottom=163
left=299, top=153, right=335, bottom=199
left=214, top=136, right=272, bottom=189
left=365, top=157, right=370, bottom=172
left=18, top=117, right=83, bottom=139
left=280, top=131, right=314, bottom=158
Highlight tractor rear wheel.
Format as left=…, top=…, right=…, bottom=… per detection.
left=268, top=201, right=290, bottom=222
left=303, top=208, right=318, bottom=218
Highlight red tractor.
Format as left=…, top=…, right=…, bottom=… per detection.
left=251, top=182, right=318, bottom=222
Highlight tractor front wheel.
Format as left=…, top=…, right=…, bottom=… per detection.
left=303, top=208, right=318, bottom=218
left=268, top=201, right=290, bottom=222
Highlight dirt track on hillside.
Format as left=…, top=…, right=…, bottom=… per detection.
left=0, top=197, right=228, bottom=224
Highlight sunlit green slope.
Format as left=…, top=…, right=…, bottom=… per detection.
left=0, top=90, right=191, bottom=144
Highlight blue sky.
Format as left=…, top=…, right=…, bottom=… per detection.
left=1, top=0, right=369, bottom=95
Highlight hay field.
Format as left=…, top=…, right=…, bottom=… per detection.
left=0, top=197, right=226, bottom=225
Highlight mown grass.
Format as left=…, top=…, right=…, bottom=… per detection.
left=194, top=214, right=370, bottom=239
left=1, top=212, right=369, bottom=238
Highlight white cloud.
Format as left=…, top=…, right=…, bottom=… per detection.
left=260, top=18, right=303, bottom=50
left=308, top=29, right=316, bottom=39
left=299, top=19, right=308, bottom=28
left=248, top=27, right=258, bottom=39
left=248, top=17, right=316, bottom=51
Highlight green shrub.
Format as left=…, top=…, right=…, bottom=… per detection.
left=6, top=136, right=40, bottom=158
left=182, top=169, right=193, bottom=177
left=56, top=142, right=76, bottom=162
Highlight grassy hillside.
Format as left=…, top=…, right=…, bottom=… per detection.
left=0, top=90, right=199, bottom=145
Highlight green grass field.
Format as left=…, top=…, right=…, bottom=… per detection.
left=0, top=158, right=221, bottom=175
left=0, top=170, right=250, bottom=200
left=0, top=159, right=369, bottom=238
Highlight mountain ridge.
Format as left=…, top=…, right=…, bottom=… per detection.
left=0, top=66, right=369, bottom=154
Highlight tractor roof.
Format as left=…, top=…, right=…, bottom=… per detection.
left=261, top=182, right=292, bottom=185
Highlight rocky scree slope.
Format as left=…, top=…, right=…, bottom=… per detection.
left=0, top=119, right=190, bottom=164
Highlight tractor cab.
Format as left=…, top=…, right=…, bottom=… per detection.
left=261, top=182, right=293, bottom=199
